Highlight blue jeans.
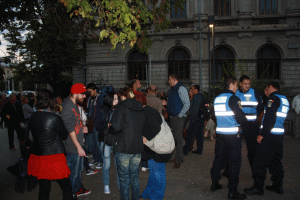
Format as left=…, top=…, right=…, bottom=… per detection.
left=101, top=142, right=119, bottom=187
left=141, top=159, right=166, bottom=200
left=66, top=153, right=84, bottom=194
left=86, top=128, right=103, bottom=164
left=115, top=152, right=141, bottom=200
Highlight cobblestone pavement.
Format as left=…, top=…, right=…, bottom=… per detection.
left=0, top=126, right=299, bottom=200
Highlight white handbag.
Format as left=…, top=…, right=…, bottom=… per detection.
left=145, top=114, right=175, bottom=154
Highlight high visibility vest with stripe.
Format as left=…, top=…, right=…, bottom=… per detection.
left=236, top=88, right=259, bottom=121
left=214, top=93, right=240, bottom=135
left=261, top=94, right=289, bottom=135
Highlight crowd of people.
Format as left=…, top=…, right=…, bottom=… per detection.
left=0, top=73, right=295, bottom=200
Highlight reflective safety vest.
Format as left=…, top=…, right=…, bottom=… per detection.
left=261, top=94, right=289, bottom=135
left=214, top=93, right=240, bottom=135
left=236, top=88, right=258, bottom=121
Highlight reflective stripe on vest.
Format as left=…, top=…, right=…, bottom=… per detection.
left=215, top=111, right=234, bottom=116
left=277, top=112, right=287, bottom=118
left=246, top=115, right=257, bottom=120
left=216, top=127, right=239, bottom=133
left=241, top=102, right=258, bottom=106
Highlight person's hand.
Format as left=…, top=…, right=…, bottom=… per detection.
left=257, top=135, right=264, bottom=143
left=82, top=126, right=88, bottom=134
left=6, top=115, right=10, bottom=120
left=162, top=99, right=167, bottom=106
left=77, top=147, right=86, bottom=157
left=143, top=137, right=148, bottom=144
left=108, top=123, right=111, bottom=128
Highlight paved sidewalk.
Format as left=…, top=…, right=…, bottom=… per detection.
left=0, top=127, right=299, bottom=200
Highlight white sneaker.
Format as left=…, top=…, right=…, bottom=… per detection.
left=141, top=167, right=148, bottom=172
left=86, top=169, right=98, bottom=175
left=89, top=160, right=98, bottom=166
left=104, top=185, right=110, bottom=194
left=96, top=163, right=103, bottom=169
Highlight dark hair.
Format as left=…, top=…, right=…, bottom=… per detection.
left=36, top=89, right=54, bottom=110
left=169, top=74, right=179, bottom=81
left=86, top=83, right=97, bottom=90
left=119, top=86, right=134, bottom=99
left=267, top=81, right=280, bottom=91
left=128, top=79, right=137, bottom=88
left=192, top=85, right=200, bottom=92
left=104, top=91, right=117, bottom=110
left=239, top=75, right=251, bottom=83
left=147, top=85, right=157, bottom=94
left=224, top=77, right=237, bottom=90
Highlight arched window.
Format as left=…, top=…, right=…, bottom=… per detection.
left=212, top=47, right=235, bottom=80
left=168, top=48, right=190, bottom=80
left=170, top=0, right=186, bottom=19
left=257, top=45, right=281, bottom=79
left=214, top=0, right=231, bottom=17
left=260, top=0, right=278, bottom=15
left=127, top=50, right=148, bottom=80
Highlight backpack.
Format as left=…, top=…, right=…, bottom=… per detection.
left=144, top=114, right=175, bottom=154
left=197, top=94, right=212, bottom=121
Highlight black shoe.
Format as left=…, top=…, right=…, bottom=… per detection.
left=266, top=185, right=284, bottom=194
left=210, top=182, right=223, bottom=192
left=192, top=150, right=202, bottom=154
left=228, top=191, right=247, bottom=199
left=244, top=186, right=264, bottom=195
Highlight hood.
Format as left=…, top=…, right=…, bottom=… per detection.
left=124, top=98, right=144, bottom=111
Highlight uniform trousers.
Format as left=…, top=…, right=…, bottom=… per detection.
left=211, top=133, right=242, bottom=193
left=252, top=133, right=284, bottom=190
left=241, top=120, right=260, bottom=172
left=183, top=118, right=204, bottom=154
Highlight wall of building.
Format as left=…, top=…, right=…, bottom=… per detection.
left=73, top=0, right=300, bottom=94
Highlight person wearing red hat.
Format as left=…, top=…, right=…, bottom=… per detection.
left=61, top=83, right=91, bottom=197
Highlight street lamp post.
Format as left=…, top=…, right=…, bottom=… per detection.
left=212, top=24, right=216, bottom=99
left=208, top=16, right=215, bottom=100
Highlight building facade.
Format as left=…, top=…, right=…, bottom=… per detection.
left=73, top=0, right=300, bottom=95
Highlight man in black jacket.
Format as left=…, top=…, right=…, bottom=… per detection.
left=108, top=87, right=145, bottom=200
left=1, top=93, right=25, bottom=150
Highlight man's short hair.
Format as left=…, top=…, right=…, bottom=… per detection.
left=224, top=77, right=237, bottom=90
left=8, top=93, right=16, bottom=99
left=192, top=85, right=200, bottom=92
left=169, top=74, right=179, bottom=81
left=239, top=75, right=251, bottom=83
left=86, top=83, right=97, bottom=90
left=267, top=81, right=280, bottom=91
left=147, top=85, right=157, bottom=94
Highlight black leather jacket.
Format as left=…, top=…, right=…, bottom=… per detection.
left=27, top=111, right=69, bottom=155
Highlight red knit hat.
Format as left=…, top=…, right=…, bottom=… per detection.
left=71, top=83, right=90, bottom=95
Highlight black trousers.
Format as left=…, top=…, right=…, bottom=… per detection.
left=183, top=118, right=204, bottom=154
left=241, top=120, right=260, bottom=172
left=211, top=133, right=242, bottom=193
left=7, top=121, right=25, bottom=148
left=38, top=178, right=73, bottom=200
left=252, top=134, right=284, bottom=190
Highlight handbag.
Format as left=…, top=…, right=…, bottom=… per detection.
left=145, top=114, right=175, bottom=154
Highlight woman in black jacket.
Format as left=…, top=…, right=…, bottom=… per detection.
left=97, top=91, right=119, bottom=194
left=135, top=95, right=172, bottom=200
left=27, top=89, right=73, bottom=200
left=108, top=86, right=145, bottom=200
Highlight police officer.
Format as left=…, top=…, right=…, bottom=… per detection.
left=235, top=75, right=263, bottom=172
left=244, top=81, right=289, bottom=195
left=210, top=77, right=248, bottom=200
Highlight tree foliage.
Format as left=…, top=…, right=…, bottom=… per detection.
left=1, top=0, right=84, bottom=94
left=61, top=0, right=185, bottom=53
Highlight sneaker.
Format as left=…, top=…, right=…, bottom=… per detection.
left=141, top=167, right=148, bottom=172
left=89, top=160, right=98, bottom=166
left=96, top=163, right=103, bottom=169
left=86, top=169, right=98, bottom=175
left=104, top=185, right=110, bottom=194
left=76, top=187, right=91, bottom=197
